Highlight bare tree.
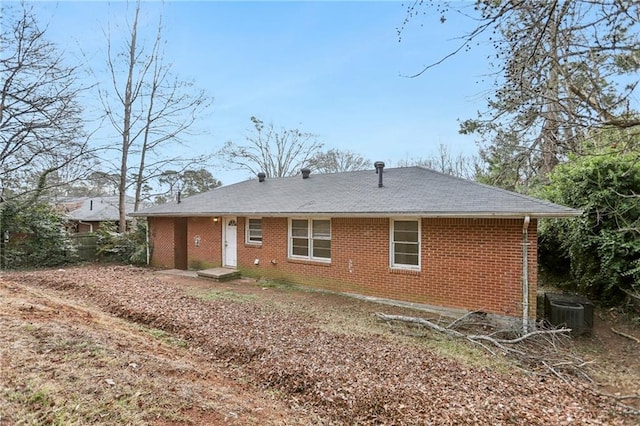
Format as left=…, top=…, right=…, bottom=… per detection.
left=99, top=1, right=213, bottom=231
left=0, top=3, right=92, bottom=201
left=218, top=116, right=324, bottom=178
left=86, top=171, right=119, bottom=196
left=402, top=1, right=640, bottom=188
left=396, top=144, right=479, bottom=180
left=56, top=170, right=119, bottom=197
left=308, top=149, right=370, bottom=173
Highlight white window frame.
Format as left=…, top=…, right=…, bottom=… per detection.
left=390, top=218, right=421, bottom=270
left=245, top=217, right=263, bottom=244
left=288, top=218, right=331, bottom=262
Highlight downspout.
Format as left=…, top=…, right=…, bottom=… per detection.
left=145, top=219, right=150, bottom=265
left=78, top=221, right=93, bottom=233
left=522, top=216, right=531, bottom=333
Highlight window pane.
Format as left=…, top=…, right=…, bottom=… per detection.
left=394, top=220, right=418, bottom=232
left=312, top=220, right=331, bottom=239
left=392, top=220, right=419, bottom=267
left=394, top=221, right=418, bottom=242
left=292, top=238, right=309, bottom=256
left=394, top=251, right=419, bottom=266
left=290, top=218, right=331, bottom=261
left=292, top=219, right=308, bottom=237
left=395, top=242, right=419, bottom=255
left=394, top=242, right=419, bottom=265
left=248, top=219, right=262, bottom=242
left=312, top=238, right=331, bottom=259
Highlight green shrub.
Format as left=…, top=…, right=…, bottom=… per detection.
left=1, top=202, right=77, bottom=268
left=95, top=220, right=147, bottom=265
left=539, top=149, right=640, bottom=303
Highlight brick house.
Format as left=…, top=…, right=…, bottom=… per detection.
left=132, top=164, right=579, bottom=321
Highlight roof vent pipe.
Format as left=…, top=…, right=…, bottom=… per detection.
left=301, top=168, right=311, bottom=179
left=258, top=172, right=266, bottom=183
left=374, top=161, right=385, bottom=187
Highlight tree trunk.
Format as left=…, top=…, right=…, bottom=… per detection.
left=118, top=3, right=141, bottom=232
left=539, top=4, right=563, bottom=177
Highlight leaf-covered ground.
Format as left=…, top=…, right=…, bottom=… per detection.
left=1, top=265, right=636, bottom=424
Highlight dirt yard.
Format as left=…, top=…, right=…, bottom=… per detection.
left=1, top=265, right=638, bottom=425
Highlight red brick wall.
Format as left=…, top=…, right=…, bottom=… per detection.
left=149, top=217, right=176, bottom=268
left=150, top=216, right=538, bottom=318
left=186, top=217, right=222, bottom=269
left=236, top=217, right=537, bottom=318
left=149, top=217, right=223, bottom=269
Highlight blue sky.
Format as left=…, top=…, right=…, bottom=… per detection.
left=26, top=1, right=492, bottom=185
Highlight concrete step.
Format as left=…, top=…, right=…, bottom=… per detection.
left=196, top=267, right=240, bottom=282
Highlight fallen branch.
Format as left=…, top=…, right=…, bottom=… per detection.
left=446, top=310, right=480, bottom=329
left=376, top=312, right=585, bottom=382
left=376, top=313, right=570, bottom=346
left=543, top=360, right=572, bottom=386
left=611, top=327, right=640, bottom=344
left=600, top=393, right=640, bottom=401
left=619, top=403, right=640, bottom=416
left=469, top=328, right=571, bottom=344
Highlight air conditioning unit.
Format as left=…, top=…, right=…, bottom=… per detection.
left=544, top=293, right=593, bottom=335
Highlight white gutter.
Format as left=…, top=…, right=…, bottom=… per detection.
left=522, top=216, right=531, bottom=333
left=131, top=211, right=582, bottom=219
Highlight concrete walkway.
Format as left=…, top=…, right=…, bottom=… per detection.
left=157, top=267, right=241, bottom=282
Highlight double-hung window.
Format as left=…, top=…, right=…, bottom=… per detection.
left=289, top=219, right=331, bottom=261
left=246, top=218, right=262, bottom=244
left=391, top=219, right=420, bottom=269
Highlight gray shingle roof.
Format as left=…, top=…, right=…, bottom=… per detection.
left=132, top=166, right=580, bottom=218
left=59, top=196, right=135, bottom=221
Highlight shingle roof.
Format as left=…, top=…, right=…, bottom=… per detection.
left=132, top=166, right=580, bottom=218
left=58, top=196, right=135, bottom=221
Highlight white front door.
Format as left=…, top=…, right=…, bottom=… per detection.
left=223, top=216, right=237, bottom=268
